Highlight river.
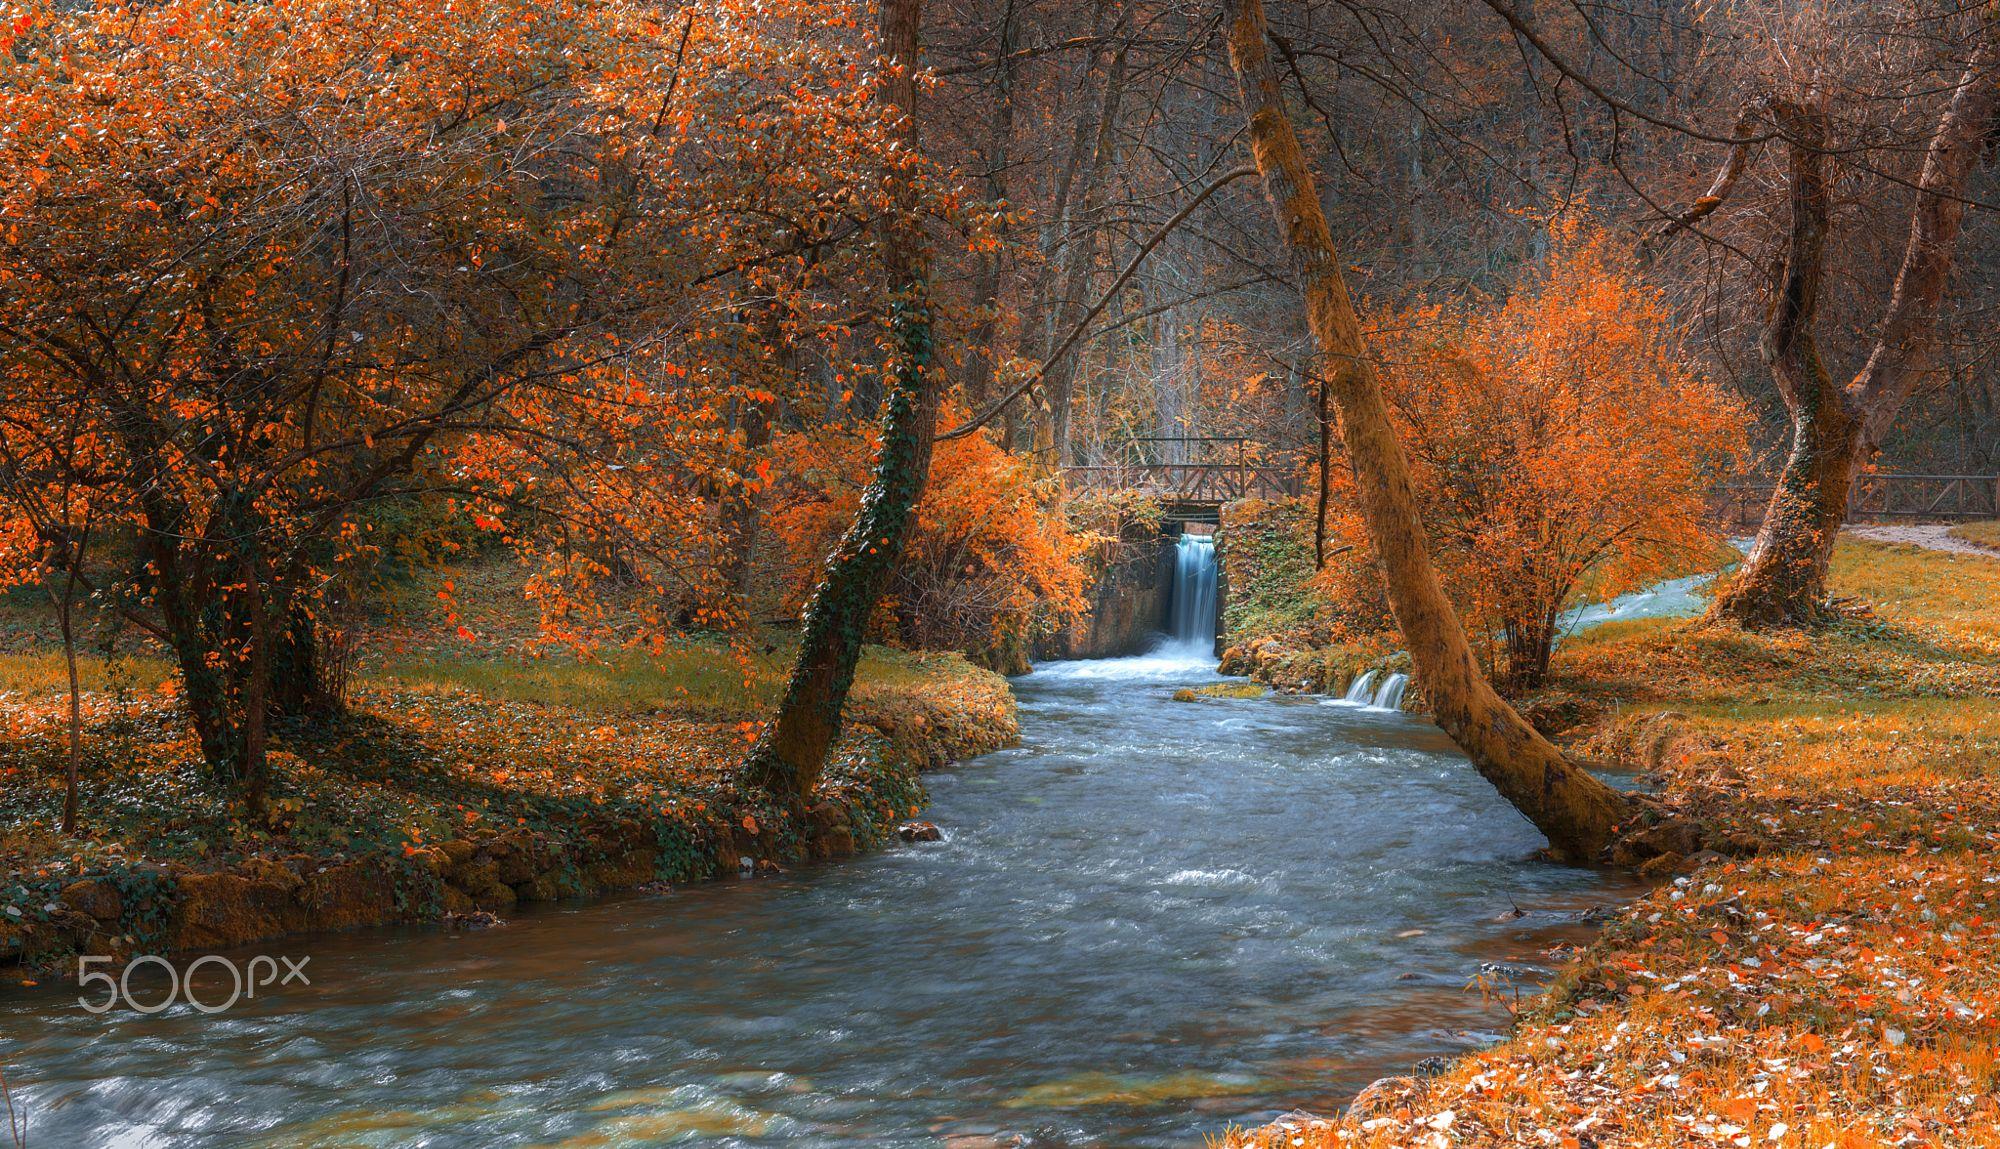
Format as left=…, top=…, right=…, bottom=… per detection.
left=0, top=639, right=1630, bottom=1148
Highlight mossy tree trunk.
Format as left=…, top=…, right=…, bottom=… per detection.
left=1711, top=28, right=1998, bottom=626
left=741, top=0, right=939, bottom=810
left=1704, top=99, right=1856, bottom=628
left=1221, top=0, right=1636, bottom=863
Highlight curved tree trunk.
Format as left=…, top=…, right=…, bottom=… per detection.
left=1850, top=23, right=1999, bottom=451
left=1221, top=0, right=1635, bottom=863
left=1711, top=26, right=1998, bottom=625
left=741, top=0, right=938, bottom=810
left=1705, top=100, right=1857, bottom=627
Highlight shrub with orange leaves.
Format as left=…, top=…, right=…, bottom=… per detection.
left=1321, top=219, right=1749, bottom=689
left=769, top=415, right=1093, bottom=663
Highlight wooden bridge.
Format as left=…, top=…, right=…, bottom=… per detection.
left=1719, top=473, right=2000, bottom=531
left=1061, top=437, right=1301, bottom=520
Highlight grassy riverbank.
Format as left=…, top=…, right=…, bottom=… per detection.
left=0, top=564, right=1016, bottom=974
left=1218, top=535, right=2000, bottom=1148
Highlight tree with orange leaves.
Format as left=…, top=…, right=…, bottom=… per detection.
left=1338, top=221, right=1749, bottom=689
left=766, top=413, right=1092, bottom=663
left=0, top=0, right=921, bottom=809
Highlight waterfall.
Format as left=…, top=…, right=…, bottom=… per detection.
left=1168, top=533, right=1218, bottom=653
left=1371, top=672, right=1408, bottom=711
left=1342, top=670, right=1377, bottom=703
left=1335, top=669, right=1406, bottom=710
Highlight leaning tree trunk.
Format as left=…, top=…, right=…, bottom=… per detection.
left=741, top=0, right=938, bottom=810
left=1221, top=0, right=1635, bottom=863
left=1705, top=100, right=1857, bottom=627
left=1711, top=26, right=1998, bottom=625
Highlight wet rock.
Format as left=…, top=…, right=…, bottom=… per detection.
left=514, top=875, right=561, bottom=902
left=1346, top=1075, right=1423, bottom=1121
left=470, top=881, right=516, bottom=912
left=896, top=821, right=943, bottom=842
left=450, top=859, right=501, bottom=892
left=582, top=851, right=655, bottom=890
left=1170, top=688, right=1199, bottom=703
left=495, top=849, right=538, bottom=886
left=170, top=869, right=307, bottom=949
left=59, top=879, right=122, bottom=923
left=1637, top=851, right=1686, bottom=881
left=444, top=910, right=506, bottom=931
left=298, top=861, right=399, bottom=932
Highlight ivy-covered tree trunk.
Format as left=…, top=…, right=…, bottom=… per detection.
left=741, top=0, right=937, bottom=809
left=142, top=496, right=275, bottom=813
left=269, top=604, right=339, bottom=717
left=1221, top=0, right=1636, bottom=863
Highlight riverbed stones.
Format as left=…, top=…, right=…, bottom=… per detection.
left=896, top=821, right=942, bottom=842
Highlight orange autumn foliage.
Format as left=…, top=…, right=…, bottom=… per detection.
left=769, top=415, right=1092, bottom=662
left=1319, top=220, right=1749, bottom=688
left=0, top=0, right=936, bottom=787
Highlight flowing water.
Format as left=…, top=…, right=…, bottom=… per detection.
left=0, top=544, right=1631, bottom=1147
left=1332, top=671, right=1406, bottom=712
left=1167, top=534, right=1218, bottom=655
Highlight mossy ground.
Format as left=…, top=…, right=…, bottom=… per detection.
left=1219, top=537, right=2000, bottom=1148
left=0, top=560, right=1016, bottom=971
left=1214, top=499, right=1399, bottom=695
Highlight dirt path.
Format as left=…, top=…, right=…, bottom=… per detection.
left=1847, top=523, right=2000, bottom=557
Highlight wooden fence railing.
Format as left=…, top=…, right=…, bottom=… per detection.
left=1718, top=473, right=2000, bottom=530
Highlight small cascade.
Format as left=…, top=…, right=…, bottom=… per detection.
left=1370, top=672, right=1409, bottom=711
left=1167, top=533, right=1218, bottom=654
left=1342, top=670, right=1377, bottom=703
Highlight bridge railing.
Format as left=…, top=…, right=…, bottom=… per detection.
left=1717, top=473, right=2000, bottom=531
left=1062, top=460, right=1302, bottom=503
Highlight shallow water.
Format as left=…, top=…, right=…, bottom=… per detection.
left=0, top=651, right=1629, bottom=1147
left=1558, top=539, right=1753, bottom=634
